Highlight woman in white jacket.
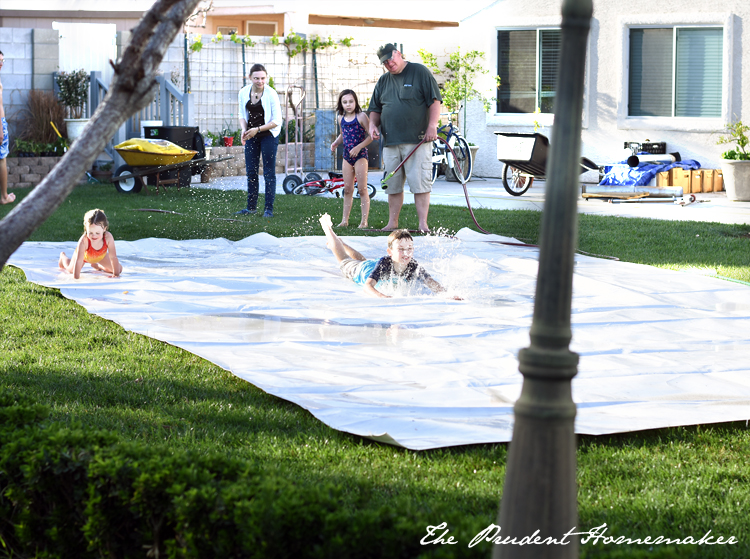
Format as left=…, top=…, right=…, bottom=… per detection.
left=236, top=63, right=282, bottom=217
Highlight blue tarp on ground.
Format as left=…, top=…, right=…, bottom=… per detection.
left=599, top=156, right=701, bottom=186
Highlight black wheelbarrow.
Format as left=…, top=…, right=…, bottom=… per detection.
left=494, top=132, right=598, bottom=196
left=111, top=154, right=234, bottom=194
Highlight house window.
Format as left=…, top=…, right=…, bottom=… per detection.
left=628, top=27, right=722, bottom=117
left=496, top=29, right=561, bottom=114
left=246, top=21, right=277, bottom=36
left=217, top=26, right=238, bottom=35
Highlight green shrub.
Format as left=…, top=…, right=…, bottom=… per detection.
left=0, top=392, right=489, bottom=558
left=0, top=406, right=116, bottom=557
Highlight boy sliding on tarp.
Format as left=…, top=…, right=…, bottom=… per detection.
left=319, top=213, right=459, bottom=299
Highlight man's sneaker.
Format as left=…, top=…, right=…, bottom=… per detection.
left=263, top=209, right=273, bottom=218
left=235, top=208, right=257, bottom=215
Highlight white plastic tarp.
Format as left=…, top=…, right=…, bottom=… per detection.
left=9, top=229, right=750, bottom=450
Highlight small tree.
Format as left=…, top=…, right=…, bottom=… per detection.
left=55, top=70, right=91, bottom=119
left=418, top=47, right=499, bottom=137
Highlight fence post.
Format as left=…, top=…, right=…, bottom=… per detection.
left=182, top=92, right=193, bottom=127
left=159, top=76, right=170, bottom=126
left=89, top=71, right=102, bottom=117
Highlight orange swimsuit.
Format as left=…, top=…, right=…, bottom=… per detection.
left=84, top=237, right=108, bottom=264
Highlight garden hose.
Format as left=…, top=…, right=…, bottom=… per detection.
left=434, top=136, right=494, bottom=236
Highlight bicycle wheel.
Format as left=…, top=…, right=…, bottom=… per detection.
left=430, top=142, right=441, bottom=185
left=502, top=164, right=534, bottom=196
left=292, top=183, right=310, bottom=195
left=354, top=183, right=377, bottom=199
left=113, top=164, right=142, bottom=193
left=448, top=136, right=472, bottom=183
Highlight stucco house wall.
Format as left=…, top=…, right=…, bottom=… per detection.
left=453, top=0, right=749, bottom=178
left=5, top=1, right=746, bottom=180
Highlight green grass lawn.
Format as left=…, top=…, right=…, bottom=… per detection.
left=1, top=183, right=749, bottom=557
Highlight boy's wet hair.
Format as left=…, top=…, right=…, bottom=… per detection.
left=387, top=229, right=413, bottom=248
left=83, top=208, right=109, bottom=232
left=336, top=89, right=362, bottom=116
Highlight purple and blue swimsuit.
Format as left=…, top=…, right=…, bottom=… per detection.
left=341, top=115, right=368, bottom=166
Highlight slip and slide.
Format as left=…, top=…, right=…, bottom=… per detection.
left=9, top=228, right=750, bottom=450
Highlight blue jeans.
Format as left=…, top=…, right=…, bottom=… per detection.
left=244, top=134, right=278, bottom=211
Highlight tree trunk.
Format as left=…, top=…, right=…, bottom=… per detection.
left=0, top=0, right=201, bottom=271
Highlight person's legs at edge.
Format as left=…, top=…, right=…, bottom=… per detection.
left=319, top=214, right=366, bottom=263
left=240, top=137, right=261, bottom=213
left=260, top=134, right=277, bottom=216
left=354, top=157, right=370, bottom=228
left=0, top=118, right=14, bottom=205
left=0, top=159, right=12, bottom=205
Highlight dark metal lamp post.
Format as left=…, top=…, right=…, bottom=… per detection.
left=493, top=0, right=593, bottom=558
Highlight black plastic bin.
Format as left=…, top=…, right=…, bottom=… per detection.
left=143, top=126, right=206, bottom=187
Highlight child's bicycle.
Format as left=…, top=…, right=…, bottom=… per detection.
left=291, top=171, right=377, bottom=199
left=430, top=113, right=473, bottom=185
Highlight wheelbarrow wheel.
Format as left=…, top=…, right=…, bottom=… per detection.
left=502, top=164, right=534, bottom=196
left=304, top=172, right=322, bottom=183
left=113, top=164, right=142, bottom=193
left=283, top=175, right=302, bottom=194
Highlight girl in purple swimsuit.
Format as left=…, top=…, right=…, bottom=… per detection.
left=330, top=89, right=373, bottom=228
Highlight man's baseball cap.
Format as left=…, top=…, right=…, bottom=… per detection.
left=377, top=43, right=397, bottom=63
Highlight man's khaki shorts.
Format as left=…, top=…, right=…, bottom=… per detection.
left=382, top=142, right=433, bottom=194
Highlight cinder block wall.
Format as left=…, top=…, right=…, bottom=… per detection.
left=5, top=157, right=63, bottom=189
left=0, top=27, right=58, bottom=150
left=32, top=29, right=58, bottom=90
left=0, top=28, right=34, bottom=141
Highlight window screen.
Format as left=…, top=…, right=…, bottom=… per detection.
left=675, top=28, right=722, bottom=117
left=629, top=26, right=722, bottom=117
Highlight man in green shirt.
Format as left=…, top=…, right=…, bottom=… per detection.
left=368, top=44, right=441, bottom=232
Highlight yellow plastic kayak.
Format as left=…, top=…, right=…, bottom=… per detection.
left=114, top=138, right=197, bottom=166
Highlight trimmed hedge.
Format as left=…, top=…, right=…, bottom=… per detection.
left=0, top=391, right=490, bottom=558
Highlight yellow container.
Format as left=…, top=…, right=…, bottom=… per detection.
left=114, top=138, right=197, bottom=167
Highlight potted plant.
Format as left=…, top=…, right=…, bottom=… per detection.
left=717, top=121, right=750, bottom=201
left=221, top=129, right=234, bottom=147
left=90, top=161, right=113, bottom=181
left=55, top=69, right=91, bottom=142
